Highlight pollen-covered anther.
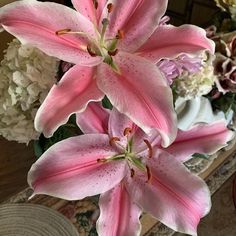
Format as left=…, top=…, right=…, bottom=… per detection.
left=146, top=165, right=152, bottom=183
left=93, top=0, right=98, bottom=9
left=55, top=29, right=71, bottom=35
left=143, top=139, right=153, bottom=158
left=109, top=137, right=121, bottom=146
left=87, top=45, right=97, bottom=57
left=130, top=168, right=135, bottom=178
left=97, top=158, right=107, bottom=163
left=107, top=3, right=113, bottom=13
left=108, top=49, right=119, bottom=56
left=123, top=127, right=132, bottom=136
left=116, top=30, right=125, bottom=40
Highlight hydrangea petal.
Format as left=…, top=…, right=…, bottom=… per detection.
left=97, top=52, right=177, bottom=147
left=138, top=25, right=215, bottom=63
left=28, top=134, right=127, bottom=200
left=76, top=102, right=110, bottom=134
left=125, top=149, right=211, bottom=236
left=35, top=65, right=104, bottom=137
left=97, top=183, right=142, bottom=236
left=102, top=0, right=168, bottom=52
left=0, top=0, right=101, bottom=65
left=164, top=121, right=235, bottom=162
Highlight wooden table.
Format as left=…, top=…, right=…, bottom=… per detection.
left=0, top=138, right=35, bottom=201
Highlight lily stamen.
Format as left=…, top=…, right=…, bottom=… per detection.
left=108, top=49, right=119, bottom=56
left=97, top=158, right=107, bottom=163
left=146, top=165, right=152, bottom=183
left=93, top=0, right=98, bottom=9
left=55, top=28, right=71, bottom=35
left=116, top=30, right=125, bottom=40
left=109, top=136, right=121, bottom=146
left=130, top=168, right=135, bottom=178
left=87, top=45, right=97, bottom=57
left=55, top=29, right=88, bottom=37
left=123, top=127, right=132, bottom=136
left=144, top=139, right=153, bottom=158
left=107, top=3, right=113, bottom=13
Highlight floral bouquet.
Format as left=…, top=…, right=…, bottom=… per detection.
left=0, top=0, right=235, bottom=235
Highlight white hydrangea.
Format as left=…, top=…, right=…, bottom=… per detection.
left=0, top=39, right=59, bottom=144
left=174, top=57, right=217, bottom=100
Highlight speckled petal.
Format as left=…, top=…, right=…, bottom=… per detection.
left=97, top=183, right=142, bottom=236
left=76, top=102, right=110, bottom=134
left=97, top=52, right=177, bottom=147
left=28, top=134, right=127, bottom=200
left=0, top=0, right=101, bottom=65
left=125, top=149, right=211, bottom=236
left=35, top=65, right=104, bottom=137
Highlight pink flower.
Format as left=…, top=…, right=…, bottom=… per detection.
left=28, top=103, right=233, bottom=236
left=157, top=54, right=203, bottom=85
left=0, top=0, right=214, bottom=147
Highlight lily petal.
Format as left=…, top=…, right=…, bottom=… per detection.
left=97, top=52, right=177, bottom=147
left=164, top=121, right=235, bottom=162
left=71, top=0, right=107, bottom=25
left=76, top=102, right=110, bottom=134
left=108, top=107, right=135, bottom=138
left=138, top=25, right=215, bottom=63
left=0, top=0, right=101, bottom=65
left=97, top=183, right=142, bottom=236
left=125, top=149, right=211, bottom=236
left=102, top=0, right=168, bottom=52
left=132, top=128, right=161, bottom=155
left=35, top=65, right=104, bottom=137
left=28, top=134, right=127, bottom=200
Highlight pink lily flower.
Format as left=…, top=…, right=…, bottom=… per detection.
left=28, top=103, right=233, bottom=236
left=0, top=0, right=214, bottom=147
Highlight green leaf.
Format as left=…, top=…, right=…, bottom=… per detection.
left=34, top=114, right=83, bottom=158
left=33, top=139, right=44, bottom=158
left=192, top=153, right=209, bottom=159
left=102, top=96, right=113, bottom=110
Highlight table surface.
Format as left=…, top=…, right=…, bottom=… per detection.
left=0, top=138, right=35, bottom=202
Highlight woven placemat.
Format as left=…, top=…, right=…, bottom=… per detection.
left=0, top=203, right=79, bottom=236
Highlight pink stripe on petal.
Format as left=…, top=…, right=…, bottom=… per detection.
left=125, top=149, right=211, bottom=235
left=72, top=0, right=107, bottom=25
left=28, top=134, right=127, bottom=200
left=35, top=65, right=104, bottom=137
left=76, top=102, right=110, bottom=134
left=97, top=183, right=142, bottom=236
left=0, top=1, right=101, bottom=65
left=101, top=0, right=168, bottom=52
left=165, top=121, right=234, bottom=162
left=97, top=52, right=177, bottom=147
left=138, top=24, right=215, bottom=63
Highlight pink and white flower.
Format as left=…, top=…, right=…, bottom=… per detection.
left=0, top=0, right=214, bottom=147
left=28, top=103, right=233, bottom=236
